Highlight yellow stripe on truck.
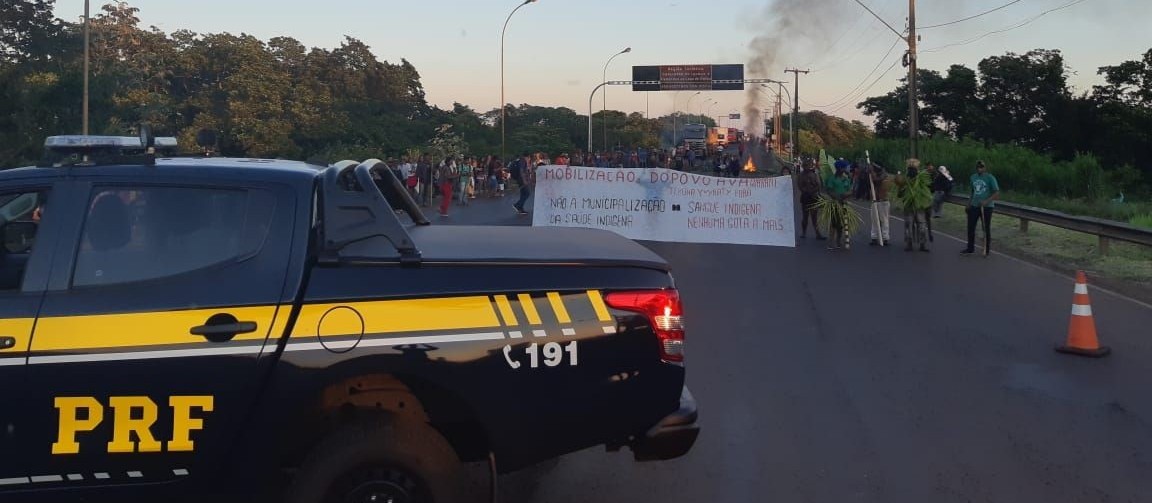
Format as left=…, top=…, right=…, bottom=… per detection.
left=493, top=295, right=518, bottom=326
left=30, top=306, right=277, bottom=352
left=292, top=296, right=502, bottom=338
left=587, top=290, right=612, bottom=322
left=546, top=292, right=571, bottom=324
left=0, top=318, right=35, bottom=352
left=517, top=294, right=542, bottom=325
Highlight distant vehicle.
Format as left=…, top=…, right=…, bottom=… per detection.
left=707, top=127, right=728, bottom=153
left=681, top=123, right=707, bottom=155
left=728, top=128, right=744, bottom=145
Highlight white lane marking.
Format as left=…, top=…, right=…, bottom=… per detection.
left=1074, top=283, right=1089, bottom=294
left=602, top=326, right=617, bottom=334
left=850, top=203, right=1152, bottom=311
left=28, top=332, right=508, bottom=365
left=94, top=473, right=110, bottom=480
left=285, top=332, right=506, bottom=353
left=173, top=469, right=189, bottom=476
left=30, top=475, right=63, bottom=483
left=29, top=345, right=262, bottom=365
left=562, top=328, right=576, bottom=336
left=0, top=477, right=29, bottom=486
left=127, top=471, right=143, bottom=478
left=0, top=359, right=24, bottom=367
left=66, top=474, right=83, bottom=481
left=1072, top=305, right=1093, bottom=316
left=508, top=331, right=523, bottom=339
left=532, top=329, right=547, bottom=338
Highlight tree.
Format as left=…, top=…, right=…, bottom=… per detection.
left=857, top=69, right=943, bottom=139
left=0, top=0, right=58, bottom=66
left=976, top=49, right=1071, bottom=149
left=1090, top=48, right=1152, bottom=188
left=923, top=65, right=980, bottom=139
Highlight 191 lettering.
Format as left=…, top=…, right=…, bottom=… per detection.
left=504, top=342, right=578, bottom=369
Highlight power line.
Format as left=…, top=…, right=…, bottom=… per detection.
left=922, top=0, right=1090, bottom=53
left=852, top=0, right=906, bottom=40
left=828, top=55, right=903, bottom=114
left=811, top=23, right=891, bottom=73
left=802, top=12, right=872, bottom=70
left=920, top=0, right=1024, bottom=29
left=806, top=38, right=903, bottom=109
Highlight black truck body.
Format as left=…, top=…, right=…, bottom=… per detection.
left=0, top=156, right=698, bottom=502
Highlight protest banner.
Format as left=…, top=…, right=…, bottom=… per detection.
left=532, top=165, right=796, bottom=247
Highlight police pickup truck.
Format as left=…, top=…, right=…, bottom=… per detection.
left=0, top=134, right=698, bottom=503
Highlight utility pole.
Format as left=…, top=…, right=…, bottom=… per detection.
left=774, top=91, right=783, bottom=153
left=852, top=0, right=919, bottom=160
left=785, top=68, right=808, bottom=159
left=907, top=0, right=919, bottom=159
left=82, top=0, right=90, bottom=135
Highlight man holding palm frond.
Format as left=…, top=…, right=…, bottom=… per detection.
left=895, top=158, right=933, bottom=252
left=822, top=163, right=855, bottom=251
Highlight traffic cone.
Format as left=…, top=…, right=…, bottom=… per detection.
left=1055, top=271, right=1110, bottom=358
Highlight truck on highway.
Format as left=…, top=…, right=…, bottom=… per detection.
left=681, top=123, right=707, bottom=155
left=707, top=127, right=728, bottom=153
left=0, top=133, right=700, bottom=503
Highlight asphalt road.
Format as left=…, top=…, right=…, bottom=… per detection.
left=439, top=157, right=1152, bottom=503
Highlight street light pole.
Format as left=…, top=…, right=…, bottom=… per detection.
left=601, top=47, right=631, bottom=152
left=83, top=0, right=90, bottom=135
left=588, top=81, right=613, bottom=154
left=500, top=0, right=537, bottom=163
left=687, top=92, right=702, bottom=125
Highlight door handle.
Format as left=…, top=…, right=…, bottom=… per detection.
left=190, top=313, right=258, bottom=343
left=0, top=337, right=16, bottom=350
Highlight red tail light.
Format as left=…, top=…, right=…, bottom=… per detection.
left=604, top=289, right=685, bottom=364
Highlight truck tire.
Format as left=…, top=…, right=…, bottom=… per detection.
left=287, top=416, right=466, bottom=503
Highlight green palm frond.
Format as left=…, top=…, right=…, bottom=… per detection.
left=894, top=171, right=933, bottom=212
left=814, top=194, right=864, bottom=236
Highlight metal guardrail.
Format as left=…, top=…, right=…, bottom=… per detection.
left=771, top=153, right=1150, bottom=254
left=945, top=194, right=1152, bottom=254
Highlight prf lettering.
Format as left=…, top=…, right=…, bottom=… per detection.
left=51, top=395, right=214, bottom=455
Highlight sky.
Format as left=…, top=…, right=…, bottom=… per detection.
left=54, top=0, right=1152, bottom=132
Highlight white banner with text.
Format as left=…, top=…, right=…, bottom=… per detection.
left=532, top=165, right=796, bottom=247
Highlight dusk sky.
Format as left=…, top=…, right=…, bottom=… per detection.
left=56, top=0, right=1151, bottom=130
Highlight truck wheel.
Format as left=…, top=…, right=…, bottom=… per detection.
left=287, top=416, right=465, bottom=503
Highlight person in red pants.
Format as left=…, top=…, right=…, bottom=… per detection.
left=437, top=156, right=460, bottom=217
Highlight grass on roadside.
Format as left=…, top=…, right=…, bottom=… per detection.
left=929, top=203, right=1152, bottom=288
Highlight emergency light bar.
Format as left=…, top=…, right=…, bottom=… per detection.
left=44, top=135, right=179, bottom=149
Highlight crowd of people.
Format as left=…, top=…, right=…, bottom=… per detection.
left=373, top=143, right=755, bottom=217
left=795, top=156, right=1000, bottom=254
left=372, top=144, right=1001, bottom=257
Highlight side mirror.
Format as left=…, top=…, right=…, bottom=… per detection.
left=2, top=221, right=37, bottom=254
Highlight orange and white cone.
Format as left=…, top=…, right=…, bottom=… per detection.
left=1055, top=271, right=1111, bottom=358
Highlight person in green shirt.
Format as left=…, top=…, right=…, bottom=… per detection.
left=963, top=160, right=1000, bottom=255
left=825, top=165, right=853, bottom=250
